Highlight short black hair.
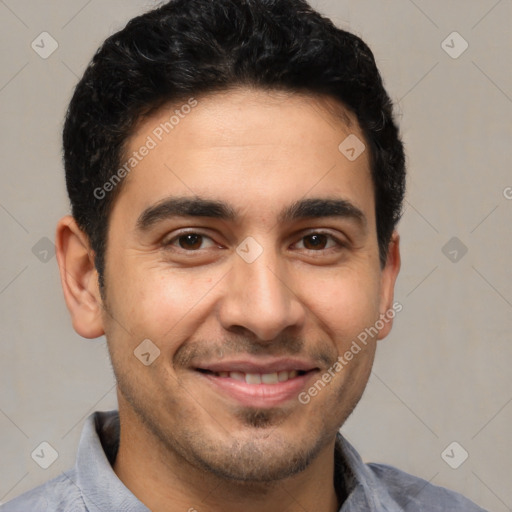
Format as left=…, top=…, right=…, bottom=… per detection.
left=63, top=0, right=406, bottom=288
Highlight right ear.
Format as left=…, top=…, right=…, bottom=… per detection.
left=55, top=215, right=105, bottom=339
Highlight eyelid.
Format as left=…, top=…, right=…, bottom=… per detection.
left=162, top=229, right=219, bottom=249
left=291, top=230, right=348, bottom=251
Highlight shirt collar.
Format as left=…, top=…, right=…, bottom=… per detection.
left=335, top=434, right=404, bottom=511
left=72, top=410, right=150, bottom=511
left=70, top=410, right=401, bottom=512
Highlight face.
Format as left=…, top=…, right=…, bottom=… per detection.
left=95, top=88, right=400, bottom=482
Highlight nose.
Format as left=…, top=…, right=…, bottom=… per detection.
left=218, top=248, right=305, bottom=342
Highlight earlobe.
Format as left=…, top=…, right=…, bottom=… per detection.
left=377, top=230, right=401, bottom=340
left=55, top=215, right=105, bottom=339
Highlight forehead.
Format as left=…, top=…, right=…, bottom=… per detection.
left=113, top=87, right=374, bottom=227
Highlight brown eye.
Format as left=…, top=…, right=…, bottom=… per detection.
left=177, top=233, right=204, bottom=250
left=297, top=233, right=345, bottom=251
left=302, top=234, right=329, bottom=250
left=164, top=232, right=217, bottom=251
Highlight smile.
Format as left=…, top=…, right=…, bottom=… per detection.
left=193, top=359, right=319, bottom=407
left=199, top=369, right=305, bottom=384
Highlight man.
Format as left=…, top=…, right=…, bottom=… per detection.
left=2, top=0, right=487, bottom=511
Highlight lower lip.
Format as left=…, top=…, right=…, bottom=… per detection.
left=197, top=371, right=316, bottom=408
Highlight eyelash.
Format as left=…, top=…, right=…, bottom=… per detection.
left=162, top=230, right=347, bottom=254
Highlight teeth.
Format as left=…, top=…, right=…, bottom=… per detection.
left=214, top=370, right=301, bottom=384
left=278, top=370, right=289, bottom=382
left=261, top=372, right=279, bottom=384
left=245, top=373, right=262, bottom=384
left=230, top=371, right=245, bottom=382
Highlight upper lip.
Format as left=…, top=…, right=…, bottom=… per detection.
left=195, top=357, right=318, bottom=374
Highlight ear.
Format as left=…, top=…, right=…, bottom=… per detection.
left=55, top=215, right=105, bottom=339
left=377, top=230, right=401, bottom=340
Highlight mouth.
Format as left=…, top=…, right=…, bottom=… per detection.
left=197, top=369, right=307, bottom=384
left=193, top=360, right=319, bottom=408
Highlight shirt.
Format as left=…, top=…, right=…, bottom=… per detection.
left=1, top=410, right=488, bottom=511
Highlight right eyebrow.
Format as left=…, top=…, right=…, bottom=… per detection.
left=136, top=196, right=237, bottom=231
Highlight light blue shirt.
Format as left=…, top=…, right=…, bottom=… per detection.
left=1, top=410, right=488, bottom=511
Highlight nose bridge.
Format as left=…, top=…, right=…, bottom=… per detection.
left=219, top=242, right=304, bottom=340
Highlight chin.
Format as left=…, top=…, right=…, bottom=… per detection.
left=191, top=434, right=322, bottom=483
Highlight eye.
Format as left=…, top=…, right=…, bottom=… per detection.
left=164, top=232, right=217, bottom=251
left=294, top=232, right=345, bottom=251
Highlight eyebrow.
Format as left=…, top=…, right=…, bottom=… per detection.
left=136, top=196, right=367, bottom=231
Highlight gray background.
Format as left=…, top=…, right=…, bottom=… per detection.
left=0, top=0, right=511, bottom=510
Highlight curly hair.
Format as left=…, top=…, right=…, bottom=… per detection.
left=63, top=0, right=406, bottom=288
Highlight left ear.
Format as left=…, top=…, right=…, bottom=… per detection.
left=377, top=229, right=401, bottom=340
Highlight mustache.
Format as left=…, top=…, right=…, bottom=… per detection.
left=174, top=335, right=337, bottom=369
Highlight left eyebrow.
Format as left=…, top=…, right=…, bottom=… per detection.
left=136, top=196, right=367, bottom=232
left=278, top=198, right=367, bottom=231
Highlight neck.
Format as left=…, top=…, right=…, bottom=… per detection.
left=112, top=405, right=342, bottom=512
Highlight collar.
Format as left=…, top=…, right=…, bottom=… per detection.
left=71, top=410, right=149, bottom=511
left=334, top=434, right=403, bottom=511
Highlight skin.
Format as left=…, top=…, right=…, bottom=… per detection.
left=56, top=87, right=401, bottom=512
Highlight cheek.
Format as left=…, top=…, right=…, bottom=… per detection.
left=297, top=266, right=381, bottom=343
left=111, top=261, right=222, bottom=341
left=103, top=266, right=221, bottom=387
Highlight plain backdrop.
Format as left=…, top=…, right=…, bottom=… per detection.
left=0, top=1, right=511, bottom=510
